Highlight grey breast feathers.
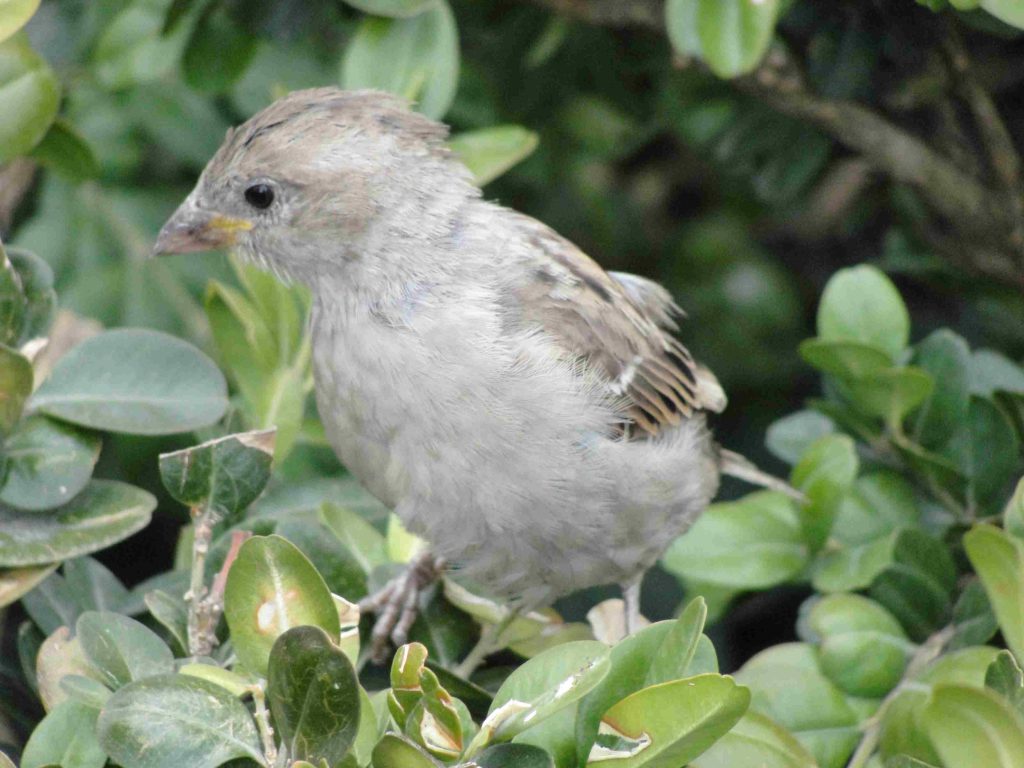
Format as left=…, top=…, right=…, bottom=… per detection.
left=508, top=213, right=727, bottom=437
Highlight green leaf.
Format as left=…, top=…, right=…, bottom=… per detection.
left=159, top=429, right=275, bottom=520
left=970, top=349, right=1024, bottom=398
left=923, top=684, right=1024, bottom=768
left=319, top=501, right=389, bottom=576
left=22, top=699, right=107, bottom=768
left=30, top=328, right=229, bottom=435
left=64, top=556, right=133, bottom=614
left=816, top=265, right=910, bottom=361
left=663, top=491, right=807, bottom=588
left=842, top=368, right=935, bottom=427
left=981, top=0, right=1024, bottom=29
left=1005, top=478, right=1024, bottom=538
left=964, top=524, right=1024, bottom=661
left=144, top=589, right=189, bottom=654
left=946, top=397, right=1020, bottom=510
left=0, top=244, right=24, bottom=347
left=29, top=118, right=101, bottom=182
left=801, top=594, right=911, bottom=698
left=736, top=643, right=860, bottom=768
left=178, top=663, right=253, bottom=698
left=6, top=246, right=55, bottom=344
left=94, top=0, right=195, bottom=89
left=449, top=126, right=539, bottom=186
left=474, top=743, right=554, bottom=768
left=35, top=624, right=104, bottom=711
left=341, top=0, right=437, bottom=18
left=340, top=0, right=459, bottom=120
left=586, top=674, right=749, bottom=767
left=949, top=578, right=998, bottom=650
left=911, top=330, right=971, bottom=448
left=76, top=611, right=174, bottom=689
left=0, top=562, right=56, bottom=608
left=182, top=5, right=257, bottom=93
left=0, top=416, right=101, bottom=510
left=223, top=534, right=341, bottom=675
left=987, top=650, right=1024, bottom=717
left=765, top=410, right=835, bottom=465
left=666, top=0, right=781, bottom=78
left=0, top=33, right=60, bottom=163
left=372, top=733, right=442, bottom=768
left=691, top=710, right=817, bottom=768
left=791, top=434, right=858, bottom=550
left=577, top=605, right=718, bottom=760
left=0, top=480, right=155, bottom=567
left=267, top=626, right=361, bottom=765
left=868, top=529, right=956, bottom=642
left=0, top=0, right=40, bottom=43
left=475, top=641, right=610, bottom=759
left=60, top=674, right=113, bottom=709
left=97, top=674, right=265, bottom=768
left=0, top=343, right=31, bottom=436
left=799, top=338, right=893, bottom=381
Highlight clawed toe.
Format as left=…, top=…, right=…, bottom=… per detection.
left=359, top=552, right=446, bottom=663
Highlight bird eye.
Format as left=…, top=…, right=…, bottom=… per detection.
left=244, top=183, right=274, bottom=209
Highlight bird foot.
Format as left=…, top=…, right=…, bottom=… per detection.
left=359, top=551, right=446, bottom=663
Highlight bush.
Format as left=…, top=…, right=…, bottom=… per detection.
left=3, top=1, right=1024, bottom=768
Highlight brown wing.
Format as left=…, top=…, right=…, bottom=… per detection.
left=509, top=214, right=726, bottom=437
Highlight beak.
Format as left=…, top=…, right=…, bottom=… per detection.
left=153, top=201, right=253, bottom=256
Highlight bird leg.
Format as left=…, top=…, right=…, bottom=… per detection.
left=621, top=576, right=643, bottom=636
left=359, top=550, right=447, bottom=663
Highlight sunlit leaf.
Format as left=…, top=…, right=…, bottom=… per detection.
left=0, top=33, right=60, bottom=163
left=0, top=416, right=101, bottom=510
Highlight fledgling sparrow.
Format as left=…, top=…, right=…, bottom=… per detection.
left=156, top=88, right=788, bottom=658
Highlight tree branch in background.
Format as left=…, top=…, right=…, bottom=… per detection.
left=528, top=0, right=1024, bottom=284
left=0, top=160, right=37, bottom=238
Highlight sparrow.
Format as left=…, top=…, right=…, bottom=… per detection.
left=155, top=87, right=787, bottom=659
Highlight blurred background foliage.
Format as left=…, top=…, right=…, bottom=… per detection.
left=3, top=0, right=1024, bottom=763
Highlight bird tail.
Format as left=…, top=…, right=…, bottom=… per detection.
left=718, top=448, right=806, bottom=503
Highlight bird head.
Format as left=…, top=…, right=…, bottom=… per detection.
left=154, top=87, right=475, bottom=281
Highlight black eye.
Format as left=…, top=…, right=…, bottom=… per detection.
left=244, top=183, right=274, bottom=209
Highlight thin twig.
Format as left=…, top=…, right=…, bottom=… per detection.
left=943, top=26, right=1022, bottom=192
left=847, top=625, right=955, bottom=768
left=249, top=682, right=279, bottom=767
left=186, top=505, right=219, bottom=656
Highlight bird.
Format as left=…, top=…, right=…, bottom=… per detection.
left=155, top=87, right=791, bottom=660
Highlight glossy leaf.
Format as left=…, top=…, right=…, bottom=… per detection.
left=816, top=265, right=909, bottom=361
left=691, top=710, right=817, bottom=768
left=474, top=743, right=554, bottom=768
left=0, top=0, right=40, bottom=42
left=765, top=410, right=835, bottom=465
left=372, top=733, right=442, bottom=768
left=666, top=0, right=781, bottom=78
left=29, top=118, right=101, bottom=182
left=663, top=491, right=808, bottom=588
left=97, top=674, right=265, bottom=768
left=31, top=328, right=228, bottom=435
left=159, top=429, right=274, bottom=520
left=340, top=0, right=459, bottom=119
left=319, top=501, right=389, bottom=576
left=0, top=33, right=60, bottom=163
left=0, top=480, right=155, bottom=567
left=799, top=338, right=892, bottom=381
left=911, top=330, right=971, bottom=448
left=586, top=674, right=749, bottom=767
left=964, top=524, right=1024, bottom=661
left=0, top=562, right=56, bottom=608
left=737, top=643, right=860, bottom=768
left=144, top=589, right=189, bottom=654
left=0, top=415, right=101, bottom=510
left=76, top=611, right=174, bottom=688
left=21, top=699, right=106, bottom=768
left=791, top=434, right=858, bottom=550
left=923, top=684, right=1024, bottom=768
left=577, top=604, right=718, bottom=760
left=449, top=126, right=539, bottom=186
left=987, top=650, right=1024, bottom=716
left=5, top=246, right=55, bottom=344
left=267, top=626, right=361, bottom=765
left=223, top=534, right=341, bottom=675
left=946, top=397, right=1020, bottom=510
